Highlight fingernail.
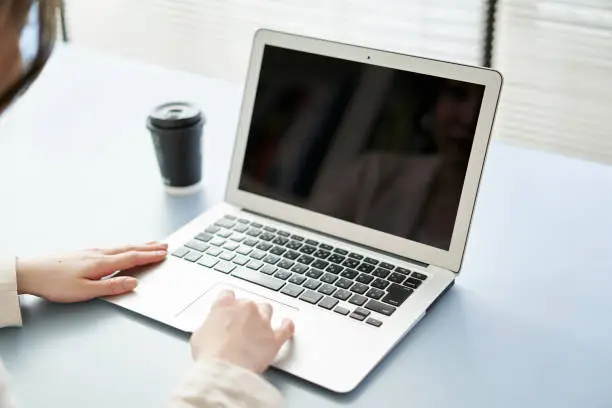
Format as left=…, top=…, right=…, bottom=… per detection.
left=122, top=277, right=138, bottom=291
left=155, top=250, right=167, bottom=256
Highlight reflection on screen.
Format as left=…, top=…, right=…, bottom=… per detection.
left=239, top=45, right=485, bottom=250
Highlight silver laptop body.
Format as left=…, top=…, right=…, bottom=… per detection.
left=108, top=29, right=502, bottom=393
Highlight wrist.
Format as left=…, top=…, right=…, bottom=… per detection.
left=16, top=257, right=39, bottom=296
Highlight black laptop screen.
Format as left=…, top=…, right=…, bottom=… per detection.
left=239, top=45, right=485, bottom=250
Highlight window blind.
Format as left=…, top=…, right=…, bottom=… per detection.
left=64, top=0, right=486, bottom=85
left=493, top=0, right=612, bottom=164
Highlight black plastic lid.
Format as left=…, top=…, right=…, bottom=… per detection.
left=148, top=102, right=204, bottom=130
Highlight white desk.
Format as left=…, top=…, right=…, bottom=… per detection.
left=1, top=45, right=611, bottom=408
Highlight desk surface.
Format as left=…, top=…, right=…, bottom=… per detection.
left=1, top=46, right=611, bottom=408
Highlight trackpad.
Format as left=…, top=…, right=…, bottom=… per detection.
left=173, top=283, right=300, bottom=334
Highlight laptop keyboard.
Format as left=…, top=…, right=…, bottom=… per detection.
left=171, top=214, right=428, bottom=328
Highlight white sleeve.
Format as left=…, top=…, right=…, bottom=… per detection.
left=0, top=257, right=22, bottom=328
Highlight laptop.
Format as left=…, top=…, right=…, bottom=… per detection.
left=108, top=29, right=502, bottom=393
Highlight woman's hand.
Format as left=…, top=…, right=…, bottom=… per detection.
left=16, top=242, right=168, bottom=302
left=190, top=290, right=295, bottom=373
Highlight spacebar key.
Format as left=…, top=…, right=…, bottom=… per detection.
left=231, top=268, right=286, bottom=291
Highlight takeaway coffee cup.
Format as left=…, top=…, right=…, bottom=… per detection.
left=147, top=102, right=205, bottom=195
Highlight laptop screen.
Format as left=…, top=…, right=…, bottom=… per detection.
left=239, top=45, right=485, bottom=251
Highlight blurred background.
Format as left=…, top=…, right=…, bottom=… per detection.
left=55, top=0, right=611, bottom=165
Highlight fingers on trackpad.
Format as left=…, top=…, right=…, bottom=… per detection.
left=174, top=283, right=299, bottom=332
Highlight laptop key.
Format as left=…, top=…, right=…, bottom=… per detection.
left=381, top=284, right=413, bottom=307
left=357, top=263, right=375, bottom=273
left=313, top=249, right=331, bottom=259
left=277, top=259, right=294, bottom=270
left=272, top=236, right=289, bottom=245
left=299, top=290, right=323, bottom=304
left=230, top=234, right=245, bottom=242
left=318, top=284, right=336, bottom=296
left=247, top=260, right=263, bottom=270
left=305, top=268, right=323, bottom=279
left=326, top=264, right=343, bottom=275
left=183, top=251, right=203, bottom=263
left=404, top=277, right=423, bottom=288
left=274, top=270, right=292, bottom=280
left=219, top=251, right=236, bottom=261
left=232, top=255, right=249, bottom=266
left=284, top=251, right=300, bottom=260
left=335, top=278, right=353, bottom=289
left=364, top=257, right=379, bottom=265
left=270, top=246, right=286, bottom=256
left=236, top=246, right=252, bottom=255
left=280, top=284, right=304, bottom=298
left=297, top=255, right=314, bottom=265
left=328, top=254, right=345, bottom=264
left=305, top=239, right=319, bottom=246
left=365, top=288, right=385, bottom=300
left=340, top=269, right=359, bottom=280
left=356, top=273, right=374, bottom=284
left=411, top=272, right=428, bottom=281
left=348, top=253, right=363, bottom=260
left=195, top=233, right=213, bottom=242
left=232, top=268, right=285, bottom=291
left=349, top=294, right=368, bottom=306
left=223, top=242, right=239, bottom=251
left=224, top=214, right=237, bottom=220
left=247, top=228, right=262, bottom=237
left=366, top=318, right=383, bottom=327
left=354, top=308, right=371, bottom=318
left=318, top=296, right=339, bottom=310
left=300, top=245, right=316, bottom=255
left=288, top=275, right=306, bottom=285
left=286, top=241, right=302, bottom=250
left=334, top=248, right=348, bottom=255
left=171, top=247, right=190, bottom=258
left=277, top=230, right=290, bottom=237
left=372, top=268, right=391, bottom=279
left=214, top=261, right=236, bottom=274
left=217, top=230, right=232, bottom=238
left=388, top=272, right=406, bottom=284
left=372, top=278, right=390, bottom=290
left=197, top=254, right=218, bottom=268
left=260, top=265, right=277, bottom=275
left=291, top=234, right=304, bottom=241
left=319, top=243, right=333, bottom=250
left=250, top=250, right=266, bottom=260
left=311, top=259, right=329, bottom=269
left=380, top=262, right=395, bottom=270
left=256, top=242, right=273, bottom=251
left=210, top=237, right=226, bottom=247
left=205, top=226, right=221, bottom=234
left=259, top=232, right=275, bottom=241
left=334, top=306, right=350, bottom=315
left=185, top=240, right=209, bottom=252
left=333, top=289, right=352, bottom=301
left=342, top=258, right=360, bottom=268
left=250, top=222, right=263, bottom=228
left=320, top=273, right=338, bottom=284
left=263, top=255, right=280, bottom=265
left=237, top=218, right=250, bottom=224
left=350, top=282, right=369, bottom=294
left=207, top=247, right=222, bottom=256
left=215, top=219, right=235, bottom=229
left=233, top=224, right=249, bottom=233
left=263, top=226, right=277, bottom=233
left=303, top=279, right=321, bottom=290
left=365, top=300, right=396, bottom=316
left=291, top=264, right=308, bottom=274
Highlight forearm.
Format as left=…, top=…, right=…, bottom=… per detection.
left=0, top=257, right=22, bottom=328
left=167, top=359, right=283, bottom=408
